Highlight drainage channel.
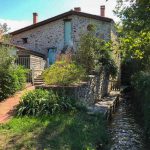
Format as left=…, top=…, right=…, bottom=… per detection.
left=108, top=96, right=149, bottom=150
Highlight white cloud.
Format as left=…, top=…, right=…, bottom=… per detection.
left=0, top=19, right=32, bottom=32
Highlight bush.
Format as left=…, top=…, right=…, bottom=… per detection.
left=12, top=66, right=27, bottom=91
left=0, top=65, right=27, bottom=101
left=43, top=61, right=85, bottom=85
left=16, top=89, right=76, bottom=116
left=131, top=71, right=150, bottom=139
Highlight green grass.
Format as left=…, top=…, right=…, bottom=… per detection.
left=0, top=112, right=109, bottom=150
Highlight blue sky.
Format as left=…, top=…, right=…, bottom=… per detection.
left=0, top=0, right=119, bottom=32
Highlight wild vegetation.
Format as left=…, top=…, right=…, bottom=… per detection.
left=16, top=89, right=76, bottom=116
left=0, top=22, right=113, bottom=149
left=0, top=65, right=27, bottom=101
left=43, top=61, right=85, bottom=86
left=115, top=0, right=150, bottom=139
left=75, top=25, right=118, bottom=77
left=43, top=25, right=118, bottom=87
left=0, top=112, right=108, bottom=150
left=0, top=24, right=27, bottom=101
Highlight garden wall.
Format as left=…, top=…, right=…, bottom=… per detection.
left=36, top=69, right=110, bottom=106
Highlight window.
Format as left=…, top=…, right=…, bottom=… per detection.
left=87, top=24, right=95, bottom=31
left=22, top=38, right=28, bottom=44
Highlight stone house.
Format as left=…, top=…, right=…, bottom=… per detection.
left=9, top=6, right=120, bottom=102
left=0, top=42, right=46, bottom=81
left=10, top=6, right=119, bottom=68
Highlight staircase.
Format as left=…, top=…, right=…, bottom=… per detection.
left=33, top=75, right=44, bottom=86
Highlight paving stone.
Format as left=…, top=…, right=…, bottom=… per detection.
left=0, top=86, right=35, bottom=123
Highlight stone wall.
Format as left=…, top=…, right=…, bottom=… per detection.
left=11, top=19, right=64, bottom=56
left=72, top=15, right=111, bottom=51
left=36, top=70, right=109, bottom=106
left=30, top=55, right=46, bottom=79
left=11, top=15, right=112, bottom=58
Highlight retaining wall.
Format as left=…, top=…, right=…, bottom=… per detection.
left=36, top=70, right=110, bottom=106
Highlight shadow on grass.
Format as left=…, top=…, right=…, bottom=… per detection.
left=36, top=112, right=109, bottom=150
left=0, top=112, right=109, bottom=150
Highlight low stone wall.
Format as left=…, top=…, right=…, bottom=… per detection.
left=87, top=91, right=120, bottom=120
left=36, top=71, right=109, bottom=106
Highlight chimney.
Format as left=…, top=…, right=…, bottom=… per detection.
left=74, top=7, right=81, bottom=12
left=33, top=12, right=38, bottom=24
left=100, top=5, right=105, bottom=17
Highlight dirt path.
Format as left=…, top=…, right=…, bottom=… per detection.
left=0, top=85, right=35, bottom=123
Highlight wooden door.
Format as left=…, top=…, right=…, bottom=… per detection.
left=48, top=48, right=57, bottom=65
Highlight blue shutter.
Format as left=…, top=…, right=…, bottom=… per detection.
left=48, top=48, right=57, bottom=65
left=64, top=21, right=72, bottom=46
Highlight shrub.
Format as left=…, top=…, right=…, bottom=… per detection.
left=0, top=65, right=27, bottom=101
left=0, top=25, right=27, bottom=101
left=16, top=89, right=76, bottom=116
left=0, top=70, right=16, bottom=100
left=131, top=71, right=150, bottom=139
left=43, top=61, right=85, bottom=85
left=11, top=65, right=28, bottom=91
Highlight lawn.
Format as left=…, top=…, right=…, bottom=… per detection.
left=0, top=112, right=109, bottom=150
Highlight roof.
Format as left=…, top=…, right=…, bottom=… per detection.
left=10, top=10, right=113, bottom=35
left=0, top=42, right=45, bottom=58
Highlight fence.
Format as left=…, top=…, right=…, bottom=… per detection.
left=15, top=56, right=32, bottom=82
left=109, top=80, right=120, bottom=91
left=15, top=56, right=45, bottom=84
left=15, top=56, right=30, bottom=68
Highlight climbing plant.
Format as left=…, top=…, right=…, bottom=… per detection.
left=75, top=25, right=118, bottom=77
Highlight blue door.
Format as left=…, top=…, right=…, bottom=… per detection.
left=48, top=48, right=57, bottom=65
left=64, top=21, right=72, bottom=46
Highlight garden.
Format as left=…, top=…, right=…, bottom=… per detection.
left=0, top=24, right=118, bottom=150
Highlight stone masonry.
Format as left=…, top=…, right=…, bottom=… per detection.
left=36, top=68, right=110, bottom=106
left=11, top=14, right=112, bottom=58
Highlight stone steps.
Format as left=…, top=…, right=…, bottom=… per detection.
left=34, top=75, right=44, bottom=86
left=34, top=79, right=43, bottom=82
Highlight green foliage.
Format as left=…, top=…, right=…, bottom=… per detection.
left=43, top=61, right=85, bottom=85
left=0, top=112, right=108, bottom=149
left=115, top=0, right=150, bottom=68
left=12, top=65, right=28, bottom=91
left=0, top=24, right=27, bottom=101
left=115, top=0, right=150, bottom=141
left=16, top=89, right=76, bottom=116
left=0, top=69, right=16, bottom=100
left=0, top=44, right=15, bottom=70
left=0, top=65, right=27, bottom=101
left=131, top=71, right=150, bottom=139
left=75, top=27, right=118, bottom=77
left=119, top=30, right=150, bottom=65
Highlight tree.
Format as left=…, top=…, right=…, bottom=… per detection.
left=114, top=0, right=150, bottom=71
left=0, top=23, right=14, bottom=71
left=75, top=25, right=117, bottom=78
left=114, top=0, right=150, bottom=139
left=0, top=24, right=27, bottom=100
